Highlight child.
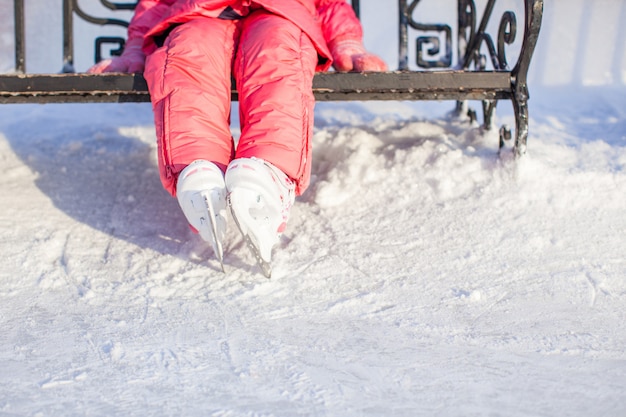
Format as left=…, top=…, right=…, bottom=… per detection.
left=89, top=0, right=387, bottom=276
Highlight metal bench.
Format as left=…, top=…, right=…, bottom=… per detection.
left=0, top=0, right=543, bottom=156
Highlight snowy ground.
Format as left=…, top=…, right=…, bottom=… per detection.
left=1, top=1, right=626, bottom=416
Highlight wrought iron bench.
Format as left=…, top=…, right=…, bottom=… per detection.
left=1, top=0, right=543, bottom=156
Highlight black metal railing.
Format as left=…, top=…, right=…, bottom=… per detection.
left=13, top=0, right=540, bottom=76
left=13, top=0, right=25, bottom=73
left=400, top=0, right=539, bottom=74
left=62, top=0, right=138, bottom=73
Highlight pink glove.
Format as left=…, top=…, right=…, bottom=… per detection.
left=330, top=40, right=388, bottom=72
left=87, top=37, right=145, bottom=73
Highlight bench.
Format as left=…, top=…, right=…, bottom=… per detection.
left=1, top=0, right=543, bottom=157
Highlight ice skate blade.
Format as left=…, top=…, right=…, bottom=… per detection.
left=228, top=193, right=273, bottom=279
left=201, top=191, right=225, bottom=273
left=242, top=232, right=272, bottom=279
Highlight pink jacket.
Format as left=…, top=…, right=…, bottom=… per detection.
left=128, top=0, right=364, bottom=71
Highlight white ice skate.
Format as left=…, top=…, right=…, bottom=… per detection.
left=176, top=160, right=228, bottom=271
left=225, top=157, right=295, bottom=278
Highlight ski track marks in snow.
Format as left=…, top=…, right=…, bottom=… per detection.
left=0, top=93, right=625, bottom=416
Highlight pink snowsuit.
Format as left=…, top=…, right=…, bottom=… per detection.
left=128, top=0, right=364, bottom=196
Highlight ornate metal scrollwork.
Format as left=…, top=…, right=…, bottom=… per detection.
left=407, top=0, right=453, bottom=68
left=95, top=36, right=125, bottom=62
left=458, top=0, right=476, bottom=60
left=71, top=0, right=134, bottom=32
left=497, top=11, right=517, bottom=69
left=406, top=0, right=521, bottom=71
left=458, top=0, right=519, bottom=71
left=76, top=0, right=138, bottom=62
left=63, top=0, right=137, bottom=72
left=99, top=0, right=138, bottom=10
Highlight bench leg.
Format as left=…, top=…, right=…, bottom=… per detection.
left=482, top=99, right=497, bottom=130
left=510, top=0, right=544, bottom=157
left=512, top=84, right=529, bottom=157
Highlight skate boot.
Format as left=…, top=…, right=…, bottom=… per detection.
left=176, top=160, right=228, bottom=270
left=225, top=157, right=295, bottom=278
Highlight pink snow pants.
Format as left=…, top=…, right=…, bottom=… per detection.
left=143, top=9, right=318, bottom=197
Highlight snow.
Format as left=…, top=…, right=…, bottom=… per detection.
left=1, top=1, right=626, bottom=416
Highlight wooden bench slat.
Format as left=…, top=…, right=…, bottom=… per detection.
left=0, top=72, right=512, bottom=104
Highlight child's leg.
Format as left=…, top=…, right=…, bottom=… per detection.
left=143, top=18, right=238, bottom=197
left=233, top=10, right=318, bottom=196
